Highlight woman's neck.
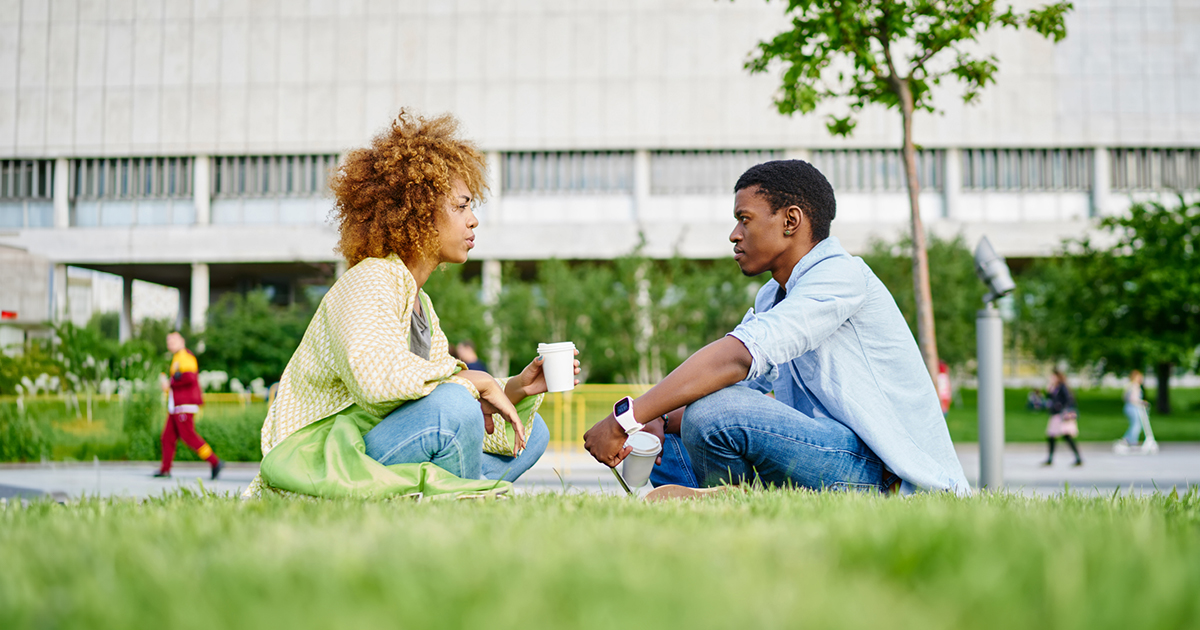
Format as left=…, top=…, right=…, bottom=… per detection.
left=406, top=255, right=439, bottom=292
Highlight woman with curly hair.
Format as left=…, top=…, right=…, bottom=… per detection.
left=244, top=111, right=572, bottom=499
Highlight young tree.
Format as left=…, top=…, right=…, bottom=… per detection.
left=1020, top=198, right=1200, bottom=415
left=745, top=0, right=1072, bottom=379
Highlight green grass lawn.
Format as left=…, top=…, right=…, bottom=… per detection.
left=2, top=489, right=1198, bottom=629
left=947, top=388, right=1200, bottom=443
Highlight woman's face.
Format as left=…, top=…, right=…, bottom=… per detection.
left=434, top=180, right=478, bottom=265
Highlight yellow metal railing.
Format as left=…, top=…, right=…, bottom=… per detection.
left=2, top=385, right=654, bottom=449
left=536, top=384, right=653, bottom=449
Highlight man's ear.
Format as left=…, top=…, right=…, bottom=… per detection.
left=784, top=205, right=804, bottom=236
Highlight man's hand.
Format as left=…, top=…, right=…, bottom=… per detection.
left=505, top=350, right=581, bottom=405
left=583, top=413, right=632, bottom=468
left=461, top=370, right=526, bottom=451
left=640, top=418, right=666, bottom=465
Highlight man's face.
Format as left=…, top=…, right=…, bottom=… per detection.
left=166, top=333, right=184, bottom=353
left=730, top=185, right=790, bottom=277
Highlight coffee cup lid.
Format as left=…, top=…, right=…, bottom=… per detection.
left=624, top=430, right=662, bottom=456
left=537, top=341, right=576, bottom=353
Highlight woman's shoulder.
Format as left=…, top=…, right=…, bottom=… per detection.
left=330, top=257, right=416, bottom=295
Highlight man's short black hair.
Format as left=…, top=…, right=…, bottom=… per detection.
left=734, top=160, right=836, bottom=242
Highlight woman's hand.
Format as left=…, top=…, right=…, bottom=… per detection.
left=505, top=350, right=582, bottom=405
left=461, top=370, right=526, bottom=451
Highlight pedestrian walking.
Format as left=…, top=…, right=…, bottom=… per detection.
left=1043, top=369, right=1082, bottom=467
left=1120, top=370, right=1146, bottom=446
left=154, top=332, right=224, bottom=479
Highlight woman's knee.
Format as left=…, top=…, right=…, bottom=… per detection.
left=429, top=383, right=485, bottom=445
left=522, top=415, right=550, bottom=458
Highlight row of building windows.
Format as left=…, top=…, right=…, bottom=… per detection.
left=1111, top=148, right=1200, bottom=192
left=72, top=157, right=194, bottom=199
left=502, top=151, right=634, bottom=194
left=810, top=149, right=943, bottom=193
left=962, top=148, right=1092, bottom=191
left=0, top=159, right=54, bottom=200
left=212, top=155, right=339, bottom=198
left=1, top=149, right=1197, bottom=207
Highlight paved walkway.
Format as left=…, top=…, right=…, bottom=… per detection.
left=1, top=442, right=1196, bottom=502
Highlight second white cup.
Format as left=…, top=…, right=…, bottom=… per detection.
left=621, top=431, right=662, bottom=489
left=537, top=341, right=576, bottom=393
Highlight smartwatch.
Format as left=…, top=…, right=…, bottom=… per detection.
left=612, top=396, right=642, bottom=435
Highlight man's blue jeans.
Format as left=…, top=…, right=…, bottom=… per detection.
left=362, top=383, right=549, bottom=482
left=649, top=385, right=895, bottom=492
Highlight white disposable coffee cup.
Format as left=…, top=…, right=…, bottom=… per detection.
left=620, top=431, right=662, bottom=489
left=537, top=341, right=577, bottom=393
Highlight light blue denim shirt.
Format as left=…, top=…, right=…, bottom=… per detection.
left=727, top=237, right=971, bottom=495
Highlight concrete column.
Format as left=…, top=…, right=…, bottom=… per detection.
left=119, top=275, right=134, bottom=342
left=481, top=259, right=505, bottom=376
left=1091, top=147, right=1109, bottom=217
left=53, top=158, right=70, bottom=228
left=633, top=149, right=651, bottom=225
left=49, top=263, right=68, bottom=323
left=335, top=259, right=348, bottom=278
left=176, top=287, right=190, bottom=331
left=943, top=148, right=962, bottom=220
left=190, top=263, right=209, bottom=331
left=193, top=156, right=211, bottom=225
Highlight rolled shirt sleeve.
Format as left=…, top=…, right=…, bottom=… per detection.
left=728, top=256, right=867, bottom=383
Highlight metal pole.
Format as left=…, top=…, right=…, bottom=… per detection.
left=976, top=303, right=1005, bottom=489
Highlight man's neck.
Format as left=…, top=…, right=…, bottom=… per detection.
left=770, top=239, right=819, bottom=289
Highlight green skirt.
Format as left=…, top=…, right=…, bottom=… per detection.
left=259, top=402, right=527, bottom=500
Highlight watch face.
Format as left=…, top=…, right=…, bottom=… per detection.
left=614, top=397, right=631, bottom=416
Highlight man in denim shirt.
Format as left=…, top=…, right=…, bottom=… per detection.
left=584, top=160, right=970, bottom=497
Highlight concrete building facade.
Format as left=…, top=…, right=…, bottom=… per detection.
left=0, top=0, right=1197, bottom=339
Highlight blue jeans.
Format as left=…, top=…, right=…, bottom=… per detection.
left=649, top=385, right=895, bottom=492
left=1123, top=403, right=1144, bottom=445
left=362, top=383, right=549, bottom=482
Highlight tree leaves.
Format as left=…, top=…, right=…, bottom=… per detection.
left=1018, top=197, right=1200, bottom=377
left=746, top=0, right=1073, bottom=129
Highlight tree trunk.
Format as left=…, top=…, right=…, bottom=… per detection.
left=897, top=79, right=940, bottom=381
left=1154, top=362, right=1172, bottom=415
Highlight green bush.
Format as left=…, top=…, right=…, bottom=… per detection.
left=200, top=291, right=317, bottom=387
left=122, top=384, right=163, bottom=461
left=0, top=404, right=49, bottom=462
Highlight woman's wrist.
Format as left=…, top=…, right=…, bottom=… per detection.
left=504, top=376, right=526, bottom=406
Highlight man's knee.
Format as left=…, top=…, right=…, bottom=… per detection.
left=681, top=386, right=746, bottom=444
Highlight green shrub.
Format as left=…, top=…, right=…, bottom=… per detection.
left=168, top=406, right=265, bottom=463
left=122, top=384, right=162, bottom=461
left=0, top=404, right=49, bottom=462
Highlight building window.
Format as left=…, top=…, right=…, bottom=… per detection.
left=650, top=150, right=783, bottom=195
left=0, top=159, right=53, bottom=200
left=71, top=157, right=193, bottom=199
left=503, top=151, right=634, bottom=194
left=0, top=159, right=54, bottom=228
left=962, top=149, right=1091, bottom=191
left=1110, top=148, right=1200, bottom=192
left=212, top=155, right=339, bottom=198
left=809, top=149, right=943, bottom=192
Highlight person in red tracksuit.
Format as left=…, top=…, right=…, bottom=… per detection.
left=154, top=332, right=224, bottom=479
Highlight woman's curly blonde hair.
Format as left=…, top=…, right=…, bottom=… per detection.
left=330, top=110, right=488, bottom=268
